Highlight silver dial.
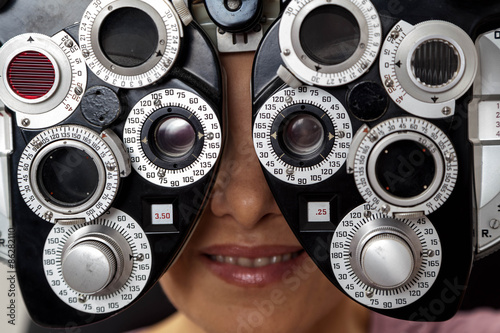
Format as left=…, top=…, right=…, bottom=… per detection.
left=43, top=208, right=152, bottom=314
left=279, top=0, right=382, bottom=87
left=0, top=31, right=87, bottom=128
left=380, top=20, right=477, bottom=118
left=79, top=0, right=182, bottom=88
left=17, top=126, right=125, bottom=223
left=253, top=86, right=352, bottom=185
left=331, top=204, right=442, bottom=309
left=352, top=117, right=457, bottom=215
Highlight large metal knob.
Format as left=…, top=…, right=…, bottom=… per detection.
left=61, top=235, right=124, bottom=295
left=360, top=233, right=415, bottom=289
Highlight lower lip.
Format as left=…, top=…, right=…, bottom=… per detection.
left=201, top=251, right=308, bottom=287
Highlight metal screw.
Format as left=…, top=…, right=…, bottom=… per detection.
left=366, top=290, right=374, bottom=298
left=159, top=39, right=165, bottom=46
left=218, top=28, right=225, bottom=35
left=390, top=30, right=400, bottom=39
left=444, top=152, right=455, bottom=163
left=368, top=132, right=378, bottom=142
left=285, top=96, right=293, bottom=103
left=154, top=99, right=162, bottom=108
left=283, top=49, right=291, bottom=56
left=43, top=211, right=53, bottom=221
left=206, top=132, right=214, bottom=140
left=385, top=78, right=394, bottom=88
left=361, top=62, right=368, bottom=69
left=135, top=253, right=145, bottom=262
left=108, top=5, right=113, bottom=11
left=82, top=49, right=90, bottom=58
left=158, top=170, right=166, bottom=178
left=364, top=210, right=372, bottom=218
left=380, top=204, right=390, bottom=214
left=21, top=118, right=31, bottom=127
left=490, top=219, right=500, bottom=230
left=427, top=249, right=435, bottom=257
left=64, top=39, right=74, bottom=48
left=74, top=86, right=83, bottom=95
left=110, top=65, right=116, bottom=70
left=359, top=43, right=366, bottom=49
left=106, top=162, right=116, bottom=171
left=78, top=295, right=87, bottom=303
left=337, top=131, right=345, bottom=139
left=442, top=106, right=452, bottom=116
left=286, top=168, right=294, bottom=175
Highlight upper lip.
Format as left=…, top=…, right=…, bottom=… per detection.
left=201, top=245, right=304, bottom=259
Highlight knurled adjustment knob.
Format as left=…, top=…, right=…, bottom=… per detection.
left=61, top=236, right=123, bottom=295
left=360, top=233, right=415, bottom=289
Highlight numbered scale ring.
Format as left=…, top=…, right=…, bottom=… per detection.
left=279, top=0, right=382, bottom=86
left=0, top=32, right=87, bottom=128
left=43, top=208, right=152, bottom=314
left=379, top=20, right=477, bottom=118
left=253, top=86, right=352, bottom=185
left=17, top=126, right=124, bottom=222
left=123, top=89, right=222, bottom=187
left=331, top=204, right=442, bottom=309
left=79, top=0, right=182, bottom=88
left=353, top=117, right=457, bottom=215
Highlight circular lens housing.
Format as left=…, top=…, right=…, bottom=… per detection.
left=282, top=113, right=324, bottom=157
left=300, top=5, right=360, bottom=66
left=99, top=7, right=159, bottom=68
left=37, top=147, right=100, bottom=207
left=374, top=140, right=436, bottom=199
left=154, top=116, right=196, bottom=158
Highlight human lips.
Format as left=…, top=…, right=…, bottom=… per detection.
left=200, top=245, right=306, bottom=287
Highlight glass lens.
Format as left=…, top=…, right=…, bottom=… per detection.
left=154, top=116, right=196, bottom=158
left=99, top=7, right=159, bottom=67
left=299, top=5, right=360, bottom=66
left=375, top=140, right=436, bottom=198
left=38, top=147, right=100, bottom=207
left=282, top=114, right=324, bottom=157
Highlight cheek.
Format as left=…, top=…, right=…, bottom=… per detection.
left=160, top=256, right=346, bottom=333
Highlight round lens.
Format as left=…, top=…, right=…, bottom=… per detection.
left=299, top=5, right=360, bottom=66
left=38, top=147, right=100, bottom=207
left=154, top=116, right=196, bottom=158
left=282, top=114, right=324, bottom=157
left=375, top=140, right=436, bottom=198
left=99, top=7, right=159, bottom=67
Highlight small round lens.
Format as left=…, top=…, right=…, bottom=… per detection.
left=283, top=114, right=324, bottom=157
left=375, top=140, right=436, bottom=198
left=299, top=5, right=360, bottom=66
left=99, top=7, right=159, bottom=67
left=38, top=147, right=100, bottom=207
left=154, top=116, right=196, bottom=158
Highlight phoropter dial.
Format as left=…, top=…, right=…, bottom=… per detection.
left=79, top=0, right=182, bottom=88
left=43, top=208, right=152, bottom=313
left=349, top=117, right=457, bottom=215
left=278, top=0, right=382, bottom=87
left=0, top=32, right=87, bottom=129
left=253, top=86, right=352, bottom=185
left=17, top=125, right=130, bottom=223
left=380, top=20, right=477, bottom=118
left=123, top=89, right=222, bottom=187
left=331, top=204, right=441, bottom=309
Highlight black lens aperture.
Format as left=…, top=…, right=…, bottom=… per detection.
left=38, top=147, right=100, bottom=207
left=375, top=140, right=436, bottom=199
left=299, top=5, right=360, bottom=66
left=99, top=7, right=159, bottom=67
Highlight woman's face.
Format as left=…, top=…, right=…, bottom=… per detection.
left=160, top=52, right=365, bottom=333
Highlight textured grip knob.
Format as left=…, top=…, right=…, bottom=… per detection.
left=62, top=239, right=118, bottom=294
left=360, top=233, right=415, bottom=289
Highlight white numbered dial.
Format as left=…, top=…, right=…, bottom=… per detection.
left=353, top=117, right=457, bottom=215
left=17, top=126, right=123, bottom=223
left=380, top=20, right=477, bottom=118
left=253, top=86, right=352, bottom=185
left=43, top=208, right=152, bottom=314
left=123, top=89, right=222, bottom=187
left=331, top=204, right=442, bottom=309
left=279, top=0, right=382, bottom=87
left=79, top=0, right=182, bottom=88
left=0, top=31, right=87, bottom=129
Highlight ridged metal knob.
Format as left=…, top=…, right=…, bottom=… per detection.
left=360, top=233, right=415, bottom=289
left=62, top=240, right=118, bottom=294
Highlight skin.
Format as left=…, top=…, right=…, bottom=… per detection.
left=151, top=52, right=370, bottom=333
